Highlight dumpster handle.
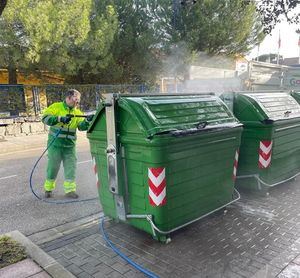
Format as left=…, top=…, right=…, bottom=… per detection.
left=196, top=121, right=208, bottom=129
left=127, top=188, right=241, bottom=236
left=237, top=172, right=300, bottom=187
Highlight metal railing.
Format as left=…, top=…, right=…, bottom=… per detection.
left=0, top=84, right=153, bottom=118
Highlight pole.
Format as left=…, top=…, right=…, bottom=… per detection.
left=277, top=32, right=280, bottom=64
left=298, top=35, right=300, bottom=64
left=172, top=0, right=178, bottom=29
left=296, top=30, right=300, bottom=65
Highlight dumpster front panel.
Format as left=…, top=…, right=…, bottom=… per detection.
left=237, top=123, right=273, bottom=176
left=259, top=120, right=300, bottom=184
left=122, top=128, right=242, bottom=233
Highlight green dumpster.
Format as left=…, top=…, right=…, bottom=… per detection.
left=87, top=94, right=242, bottom=242
left=222, top=92, right=300, bottom=191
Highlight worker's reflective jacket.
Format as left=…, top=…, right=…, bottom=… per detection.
left=42, top=101, right=89, bottom=147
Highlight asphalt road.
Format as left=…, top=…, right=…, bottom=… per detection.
left=0, top=142, right=102, bottom=235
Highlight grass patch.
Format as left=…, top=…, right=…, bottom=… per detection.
left=0, top=236, right=27, bottom=269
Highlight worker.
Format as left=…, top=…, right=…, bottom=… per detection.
left=41, top=89, right=93, bottom=199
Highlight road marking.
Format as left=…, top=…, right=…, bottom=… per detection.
left=77, top=160, right=92, bottom=165
left=0, top=175, right=17, bottom=181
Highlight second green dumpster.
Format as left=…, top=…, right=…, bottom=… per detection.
left=290, top=91, right=300, bottom=105
left=222, top=92, right=300, bottom=191
left=87, top=94, right=242, bottom=241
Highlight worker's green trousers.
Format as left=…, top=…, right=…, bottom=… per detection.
left=44, top=145, right=77, bottom=193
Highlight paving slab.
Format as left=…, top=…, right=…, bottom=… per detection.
left=0, top=259, right=42, bottom=278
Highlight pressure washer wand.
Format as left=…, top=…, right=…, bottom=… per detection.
left=66, top=114, right=89, bottom=118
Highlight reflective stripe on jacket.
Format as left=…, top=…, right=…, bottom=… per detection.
left=42, top=101, right=89, bottom=147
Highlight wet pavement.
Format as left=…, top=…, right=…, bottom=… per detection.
left=29, top=179, right=300, bottom=278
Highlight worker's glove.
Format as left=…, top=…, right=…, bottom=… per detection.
left=59, top=116, right=71, bottom=124
left=86, top=114, right=94, bottom=122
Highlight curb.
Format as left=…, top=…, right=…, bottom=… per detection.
left=28, top=212, right=102, bottom=245
left=5, top=230, right=75, bottom=278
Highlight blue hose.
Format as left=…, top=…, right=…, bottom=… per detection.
left=29, top=128, right=98, bottom=204
left=100, top=218, right=160, bottom=278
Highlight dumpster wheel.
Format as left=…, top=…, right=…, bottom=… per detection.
left=223, top=208, right=228, bottom=215
left=152, top=233, right=171, bottom=244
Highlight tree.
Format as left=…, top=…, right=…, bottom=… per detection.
left=0, top=0, right=7, bottom=16
left=0, top=0, right=92, bottom=84
left=0, top=0, right=117, bottom=84
left=256, top=0, right=300, bottom=33
left=175, top=0, right=264, bottom=55
left=44, top=0, right=118, bottom=84
left=103, top=0, right=164, bottom=84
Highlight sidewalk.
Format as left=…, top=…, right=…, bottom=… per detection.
left=27, top=181, right=300, bottom=278
left=0, top=132, right=89, bottom=155
left=2, top=134, right=300, bottom=277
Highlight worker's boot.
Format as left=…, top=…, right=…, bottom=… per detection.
left=65, top=192, right=79, bottom=199
left=45, top=191, right=52, bottom=198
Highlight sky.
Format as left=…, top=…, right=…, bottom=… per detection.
left=249, top=16, right=300, bottom=59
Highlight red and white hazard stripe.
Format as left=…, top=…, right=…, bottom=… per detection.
left=148, top=167, right=166, bottom=207
left=93, top=157, right=100, bottom=188
left=232, top=149, right=239, bottom=180
left=258, top=140, right=273, bottom=169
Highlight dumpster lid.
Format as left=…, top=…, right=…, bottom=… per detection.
left=118, top=95, right=239, bottom=138
left=242, top=93, right=300, bottom=120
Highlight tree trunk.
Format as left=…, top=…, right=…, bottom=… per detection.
left=0, top=0, right=7, bottom=16
left=8, top=63, right=17, bottom=84
left=78, top=68, right=84, bottom=84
